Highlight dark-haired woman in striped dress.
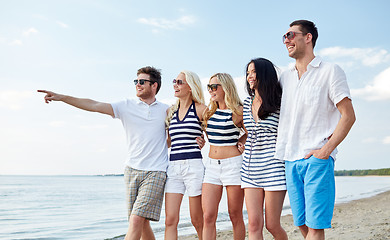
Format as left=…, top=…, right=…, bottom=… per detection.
left=241, top=58, right=287, bottom=240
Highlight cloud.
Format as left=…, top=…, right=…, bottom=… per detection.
left=234, top=76, right=248, bottom=101
left=319, top=47, right=390, bottom=67
left=98, top=148, right=108, bottom=153
left=160, top=98, right=176, bottom=106
left=0, top=37, right=6, bottom=44
left=79, top=124, right=109, bottom=130
left=362, top=137, right=377, bottom=143
left=23, top=28, right=39, bottom=36
left=9, top=39, right=23, bottom=46
left=56, top=21, right=69, bottom=28
left=276, top=62, right=294, bottom=75
left=49, top=121, right=67, bottom=127
left=137, top=15, right=196, bottom=31
left=32, top=14, right=68, bottom=28
left=33, top=14, right=49, bottom=21
left=351, top=66, right=390, bottom=101
left=0, top=90, right=34, bottom=110
left=383, top=136, right=390, bottom=145
left=4, top=27, right=38, bottom=46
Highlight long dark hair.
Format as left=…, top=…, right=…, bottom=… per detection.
left=245, top=58, right=282, bottom=120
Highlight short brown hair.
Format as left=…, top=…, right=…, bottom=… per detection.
left=137, top=66, right=162, bottom=94
left=290, top=20, right=318, bottom=48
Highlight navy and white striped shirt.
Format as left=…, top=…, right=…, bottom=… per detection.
left=206, top=109, right=240, bottom=146
left=241, top=96, right=286, bottom=188
left=168, top=101, right=203, bottom=161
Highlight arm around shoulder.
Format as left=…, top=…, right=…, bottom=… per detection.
left=232, top=105, right=244, bottom=128
left=196, top=103, right=209, bottom=121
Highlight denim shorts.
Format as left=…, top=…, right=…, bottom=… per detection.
left=285, top=156, right=335, bottom=229
left=165, top=159, right=205, bottom=197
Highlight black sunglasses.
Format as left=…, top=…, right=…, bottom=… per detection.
left=282, top=31, right=305, bottom=43
left=207, top=84, right=221, bottom=91
left=173, top=79, right=186, bottom=85
left=134, top=79, right=154, bottom=85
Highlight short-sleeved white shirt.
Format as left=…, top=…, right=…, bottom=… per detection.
left=275, top=56, right=351, bottom=161
left=111, top=98, right=169, bottom=171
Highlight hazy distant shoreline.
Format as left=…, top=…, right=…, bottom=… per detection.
left=97, top=167, right=390, bottom=178
left=3, top=168, right=390, bottom=177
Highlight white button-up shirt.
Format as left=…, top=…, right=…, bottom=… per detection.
left=275, top=56, right=351, bottom=161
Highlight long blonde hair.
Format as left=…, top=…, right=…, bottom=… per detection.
left=165, top=70, right=205, bottom=128
left=203, top=73, right=242, bottom=125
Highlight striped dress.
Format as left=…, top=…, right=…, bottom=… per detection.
left=168, top=101, right=203, bottom=161
left=241, top=96, right=286, bottom=188
left=206, top=109, right=240, bottom=146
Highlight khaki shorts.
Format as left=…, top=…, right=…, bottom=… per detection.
left=124, top=166, right=167, bottom=221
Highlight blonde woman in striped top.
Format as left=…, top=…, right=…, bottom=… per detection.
left=202, top=73, right=247, bottom=240
left=164, top=70, right=208, bottom=240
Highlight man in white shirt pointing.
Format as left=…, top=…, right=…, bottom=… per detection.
left=39, top=66, right=169, bottom=240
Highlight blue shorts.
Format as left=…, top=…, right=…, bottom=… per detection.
left=285, top=156, right=335, bottom=229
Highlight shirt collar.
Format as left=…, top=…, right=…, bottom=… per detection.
left=136, top=97, right=158, bottom=106
left=289, top=55, right=322, bottom=72
left=309, top=56, right=322, bottom=68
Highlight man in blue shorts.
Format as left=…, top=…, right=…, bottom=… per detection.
left=275, top=20, right=356, bottom=240
left=39, top=66, right=169, bottom=240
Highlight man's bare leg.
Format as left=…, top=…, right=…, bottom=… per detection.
left=125, top=215, right=152, bottom=240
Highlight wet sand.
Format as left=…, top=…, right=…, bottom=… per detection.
left=179, top=190, right=390, bottom=240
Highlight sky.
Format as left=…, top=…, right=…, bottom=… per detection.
left=1, top=0, right=389, bottom=175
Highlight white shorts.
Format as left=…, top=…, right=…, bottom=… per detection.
left=203, top=155, right=242, bottom=186
left=165, top=159, right=205, bottom=197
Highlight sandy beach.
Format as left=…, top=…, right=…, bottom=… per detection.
left=179, top=190, right=390, bottom=240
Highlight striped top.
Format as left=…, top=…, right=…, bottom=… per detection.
left=206, top=109, right=240, bottom=146
left=241, top=96, right=286, bottom=188
left=168, top=101, right=203, bottom=161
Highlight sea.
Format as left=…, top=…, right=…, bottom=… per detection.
left=1, top=175, right=390, bottom=240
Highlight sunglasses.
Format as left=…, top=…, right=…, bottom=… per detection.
left=207, top=84, right=221, bottom=91
left=173, top=79, right=186, bottom=85
left=134, top=79, right=153, bottom=85
left=282, top=31, right=305, bottom=43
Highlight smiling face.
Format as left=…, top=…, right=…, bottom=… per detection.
left=135, top=73, right=155, bottom=99
left=173, top=73, right=191, bottom=99
left=284, top=25, right=307, bottom=59
left=247, top=62, right=257, bottom=90
left=208, top=76, right=225, bottom=103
